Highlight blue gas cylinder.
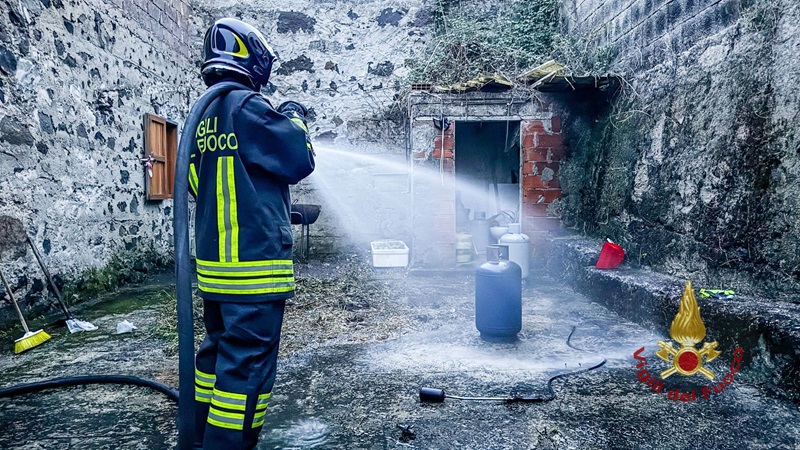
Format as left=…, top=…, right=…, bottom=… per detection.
left=475, top=246, right=522, bottom=341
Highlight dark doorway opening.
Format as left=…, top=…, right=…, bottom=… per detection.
left=454, top=120, right=521, bottom=231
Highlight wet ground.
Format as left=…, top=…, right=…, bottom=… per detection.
left=0, top=285, right=179, bottom=449
left=1, top=263, right=799, bottom=449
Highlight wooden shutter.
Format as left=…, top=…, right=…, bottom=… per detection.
left=144, top=113, right=177, bottom=200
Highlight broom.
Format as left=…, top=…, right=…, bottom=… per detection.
left=26, top=234, right=96, bottom=333
left=0, top=270, right=50, bottom=354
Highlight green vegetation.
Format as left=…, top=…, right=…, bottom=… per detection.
left=153, top=288, right=205, bottom=355
left=407, top=0, right=613, bottom=85
left=61, top=242, right=169, bottom=304
left=742, top=0, right=782, bottom=35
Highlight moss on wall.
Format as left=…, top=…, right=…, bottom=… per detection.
left=559, top=0, right=800, bottom=298
left=60, top=241, right=169, bottom=304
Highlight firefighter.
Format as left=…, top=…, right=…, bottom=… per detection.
left=188, top=18, right=315, bottom=449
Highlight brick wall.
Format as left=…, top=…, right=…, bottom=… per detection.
left=520, top=118, right=563, bottom=235
left=408, top=93, right=562, bottom=267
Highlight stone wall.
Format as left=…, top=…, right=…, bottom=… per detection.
left=0, top=0, right=198, bottom=321
left=559, top=0, right=800, bottom=296
left=0, top=0, right=435, bottom=324
left=193, top=0, right=434, bottom=255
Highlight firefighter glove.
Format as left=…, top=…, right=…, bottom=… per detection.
left=277, top=101, right=308, bottom=121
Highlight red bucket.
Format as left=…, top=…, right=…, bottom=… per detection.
left=596, top=241, right=625, bottom=269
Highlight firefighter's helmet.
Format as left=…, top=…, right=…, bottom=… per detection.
left=201, top=18, right=276, bottom=88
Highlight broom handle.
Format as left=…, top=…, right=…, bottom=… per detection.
left=0, top=270, right=31, bottom=334
left=26, top=235, right=73, bottom=319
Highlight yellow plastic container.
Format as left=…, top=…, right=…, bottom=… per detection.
left=456, top=233, right=474, bottom=264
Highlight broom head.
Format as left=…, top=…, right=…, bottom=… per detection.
left=14, top=329, right=51, bottom=354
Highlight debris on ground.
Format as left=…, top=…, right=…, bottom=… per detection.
left=3, top=269, right=800, bottom=449
left=153, top=253, right=410, bottom=358
left=280, top=254, right=409, bottom=357
left=152, top=289, right=204, bottom=355
left=397, top=424, right=416, bottom=443
left=115, top=319, right=137, bottom=334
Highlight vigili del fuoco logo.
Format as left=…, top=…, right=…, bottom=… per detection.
left=633, top=280, right=744, bottom=402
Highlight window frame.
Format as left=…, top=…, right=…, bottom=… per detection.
left=143, top=112, right=179, bottom=201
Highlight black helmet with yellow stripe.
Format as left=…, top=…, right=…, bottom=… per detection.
left=202, top=18, right=276, bottom=89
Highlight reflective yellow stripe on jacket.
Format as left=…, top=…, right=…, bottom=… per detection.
left=289, top=117, right=313, bottom=152
left=196, top=259, right=295, bottom=295
left=189, top=162, right=199, bottom=196
left=289, top=117, right=308, bottom=133
left=216, top=156, right=239, bottom=263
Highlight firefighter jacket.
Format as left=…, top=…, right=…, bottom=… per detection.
left=188, top=81, right=315, bottom=302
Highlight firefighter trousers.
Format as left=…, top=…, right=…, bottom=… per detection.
left=193, top=299, right=285, bottom=449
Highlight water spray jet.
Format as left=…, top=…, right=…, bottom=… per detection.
left=309, top=144, right=523, bottom=260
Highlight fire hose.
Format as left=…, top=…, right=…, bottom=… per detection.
left=173, top=81, right=246, bottom=449
left=0, top=375, right=178, bottom=402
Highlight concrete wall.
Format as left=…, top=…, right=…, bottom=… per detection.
left=193, top=0, right=434, bottom=255
left=559, top=0, right=800, bottom=296
left=0, top=0, right=198, bottom=318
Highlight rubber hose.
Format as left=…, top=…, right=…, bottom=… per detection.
left=508, top=326, right=607, bottom=403
left=503, top=326, right=607, bottom=402
left=0, top=375, right=178, bottom=402
left=420, top=326, right=607, bottom=403
left=173, top=81, right=245, bottom=450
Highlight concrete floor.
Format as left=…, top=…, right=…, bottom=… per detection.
left=1, top=268, right=799, bottom=449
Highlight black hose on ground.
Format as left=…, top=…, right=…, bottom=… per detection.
left=419, top=326, right=607, bottom=403
left=173, top=81, right=246, bottom=450
left=0, top=375, right=178, bottom=402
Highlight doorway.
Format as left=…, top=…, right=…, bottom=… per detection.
left=454, top=120, right=521, bottom=232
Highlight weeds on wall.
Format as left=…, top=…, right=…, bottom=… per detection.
left=741, top=0, right=782, bottom=36
left=407, top=0, right=615, bottom=85
left=408, top=0, right=557, bottom=84
left=550, top=33, right=615, bottom=76
left=557, top=2, right=800, bottom=299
